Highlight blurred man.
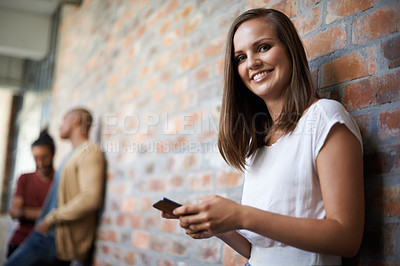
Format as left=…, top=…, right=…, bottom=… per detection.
left=6, top=108, right=106, bottom=266
left=7, top=130, right=55, bottom=257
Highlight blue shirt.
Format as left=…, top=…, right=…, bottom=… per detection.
left=37, top=149, right=75, bottom=236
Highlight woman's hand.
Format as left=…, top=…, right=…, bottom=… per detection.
left=173, top=195, right=243, bottom=239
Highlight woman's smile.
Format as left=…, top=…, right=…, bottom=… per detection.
left=252, top=69, right=273, bottom=82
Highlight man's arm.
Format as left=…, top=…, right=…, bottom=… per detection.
left=9, top=196, right=24, bottom=219
left=44, top=147, right=105, bottom=226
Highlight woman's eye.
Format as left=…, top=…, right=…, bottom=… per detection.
left=259, top=44, right=271, bottom=52
left=235, top=55, right=246, bottom=64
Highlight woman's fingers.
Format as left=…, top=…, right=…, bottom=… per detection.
left=186, top=229, right=213, bottom=239
left=161, top=211, right=178, bottom=219
left=173, top=204, right=200, bottom=216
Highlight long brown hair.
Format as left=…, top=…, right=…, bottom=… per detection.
left=218, top=8, right=317, bottom=171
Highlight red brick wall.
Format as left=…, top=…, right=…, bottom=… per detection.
left=49, top=0, right=400, bottom=265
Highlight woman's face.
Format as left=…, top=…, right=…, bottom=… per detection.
left=233, top=18, right=292, bottom=104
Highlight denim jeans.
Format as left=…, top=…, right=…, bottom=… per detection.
left=4, top=231, right=57, bottom=266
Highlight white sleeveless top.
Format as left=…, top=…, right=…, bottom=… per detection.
left=238, top=99, right=362, bottom=265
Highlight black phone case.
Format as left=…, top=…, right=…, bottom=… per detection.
left=152, top=197, right=182, bottom=216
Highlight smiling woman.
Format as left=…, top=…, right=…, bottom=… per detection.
left=162, top=8, right=364, bottom=266
left=233, top=18, right=292, bottom=106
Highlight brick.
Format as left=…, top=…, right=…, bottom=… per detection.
left=190, top=172, right=212, bottom=191
left=124, top=251, right=136, bottom=265
left=121, top=197, right=135, bottom=212
left=246, top=0, right=298, bottom=17
left=382, top=35, right=400, bottom=69
left=143, top=216, right=159, bottom=231
left=116, top=214, right=126, bottom=226
left=373, top=186, right=400, bottom=217
left=155, top=53, right=170, bottom=70
left=170, top=238, right=190, bottom=255
left=361, top=222, right=398, bottom=256
left=159, top=17, right=172, bottom=34
left=216, top=170, right=243, bottom=188
left=137, top=253, right=152, bottom=265
left=195, top=65, right=211, bottom=83
left=150, top=235, right=167, bottom=252
left=183, top=13, right=202, bottom=36
left=170, top=77, right=188, bottom=95
left=303, top=24, right=347, bottom=60
left=321, top=48, right=377, bottom=88
left=163, top=29, right=179, bottom=47
left=344, top=70, right=400, bottom=111
left=161, top=70, right=172, bottom=82
left=216, top=56, right=224, bottom=75
left=326, top=0, right=376, bottom=24
left=162, top=219, right=179, bottom=233
left=149, top=178, right=166, bottom=191
left=100, top=244, right=110, bottom=255
left=132, top=231, right=150, bottom=249
left=177, top=2, right=194, bottom=20
left=97, top=230, right=107, bottom=241
left=180, top=51, right=200, bottom=72
left=182, top=154, right=199, bottom=170
left=292, top=5, right=322, bottom=37
left=169, top=175, right=184, bottom=189
left=107, top=230, right=117, bottom=243
left=152, top=89, right=164, bottom=103
left=378, top=108, right=400, bottom=139
left=246, top=0, right=270, bottom=9
left=120, top=232, right=131, bottom=245
left=128, top=214, right=142, bottom=229
left=136, top=198, right=153, bottom=212
left=344, top=80, right=377, bottom=111
left=195, top=240, right=222, bottom=263
left=178, top=91, right=197, bottom=110
left=140, top=65, right=149, bottom=77
left=204, top=36, right=225, bottom=59
left=157, top=259, right=176, bottom=266
left=134, top=24, right=146, bottom=39
left=222, top=244, right=248, bottom=266
left=148, top=9, right=164, bottom=28
left=352, top=3, right=400, bottom=44
left=113, top=247, right=121, bottom=260
left=101, top=214, right=112, bottom=225
left=353, top=113, right=373, bottom=137
left=318, top=89, right=339, bottom=101
left=363, top=144, right=399, bottom=177
left=166, top=0, right=179, bottom=13
left=303, top=0, right=321, bottom=8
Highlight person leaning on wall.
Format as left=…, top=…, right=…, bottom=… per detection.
left=5, top=108, right=106, bottom=266
left=7, top=130, right=55, bottom=257
left=162, top=8, right=364, bottom=266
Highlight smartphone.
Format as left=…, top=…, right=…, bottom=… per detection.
left=152, top=197, right=182, bottom=216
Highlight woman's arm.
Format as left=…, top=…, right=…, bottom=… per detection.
left=217, top=231, right=251, bottom=259
left=175, top=123, right=364, bottom=257
left=243, top=124, right=364, bottom=256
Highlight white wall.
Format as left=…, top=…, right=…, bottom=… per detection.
left=0, top=7, right=51, bottom=60
left=0, top=89, right=13, bottom=201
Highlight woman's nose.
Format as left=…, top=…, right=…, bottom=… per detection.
left=247, top=53, right=261, bottom=69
